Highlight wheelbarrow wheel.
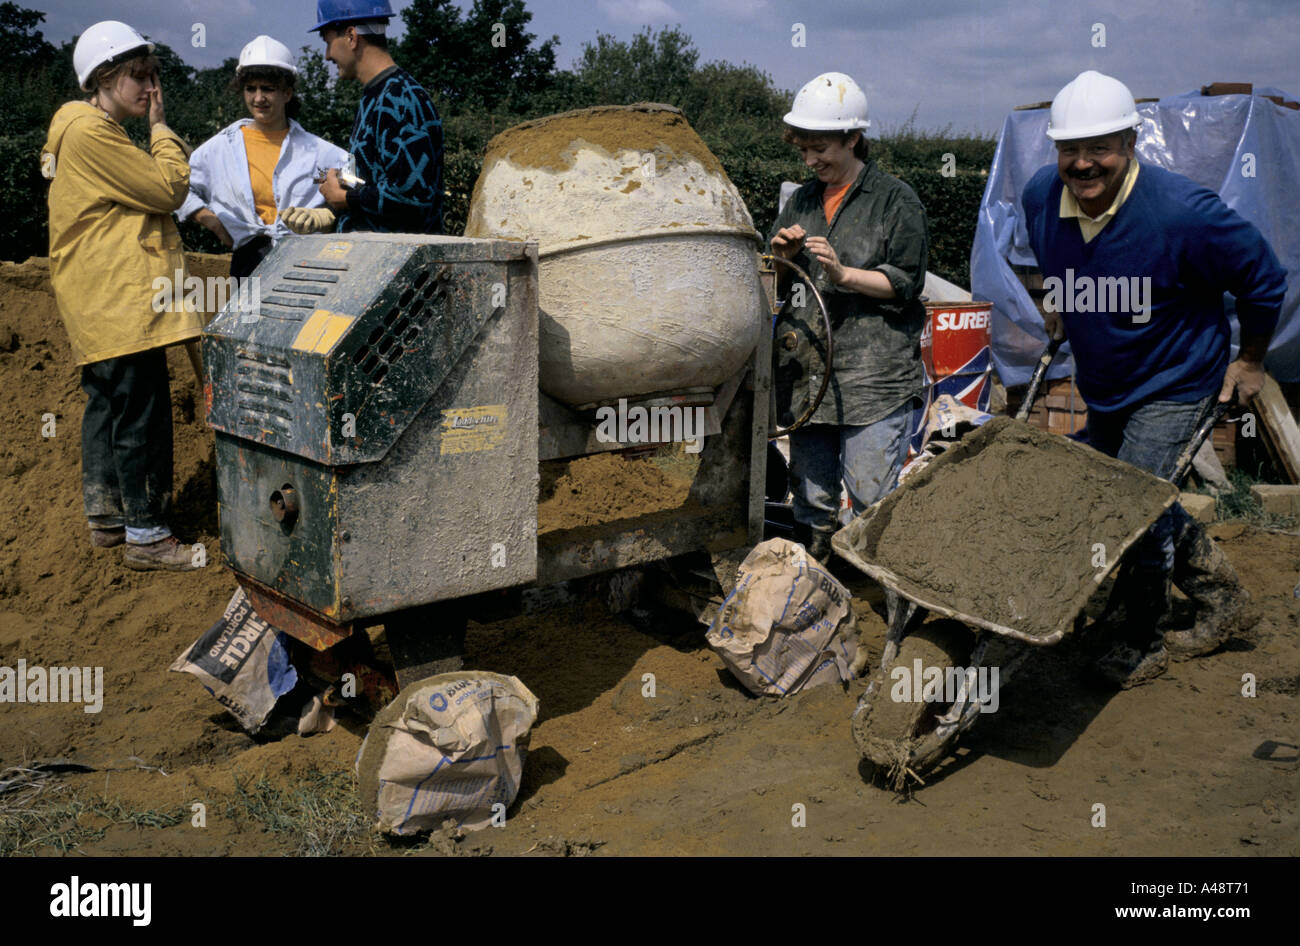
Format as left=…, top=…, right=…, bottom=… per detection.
left=852, top=619, right=975, bottom=790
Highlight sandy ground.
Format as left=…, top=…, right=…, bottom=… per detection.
left=0, top=256, right=1296, bottom=856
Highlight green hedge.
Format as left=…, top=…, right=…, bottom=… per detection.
left=888, top=166, right=988, bottom=289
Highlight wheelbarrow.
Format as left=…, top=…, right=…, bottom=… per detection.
left=832, top=392, right=1229, bottom=790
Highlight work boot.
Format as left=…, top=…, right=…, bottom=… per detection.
left=792, top=522, right=834, bottom=566
left=1088, top=567, right=1171, bottom=689
left=90, top=526, right=125, bottom=549
left=807, top=530, right=834, bottom=565
left=1163, top=519, right=1254, bottom=660
left=123, top=536, right=203, bottom=572
left=1092, top=638, right=1170, bottom=690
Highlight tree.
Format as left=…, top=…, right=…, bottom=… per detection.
left=295, top=47, right=361, bottom=150
left=396, top=0, right=558, bottom=113
left=683, top=61, right=788, bottom=129
left=0, top=5, right=73, bottom=260
left=569, top=27, right=698, bottom=109
left=0, top=1, right=56, bottom=68
left=147, top=40, right=195, bottom=89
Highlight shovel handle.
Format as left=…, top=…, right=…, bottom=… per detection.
left=1169, top=400, right=1231, bottom=488
left=1015, top=336, right=1062, bottom=422
left=1014, top=336, right=1226, bottom=488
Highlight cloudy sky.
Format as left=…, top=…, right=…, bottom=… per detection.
left=31, top=0, right=1300, bottom=134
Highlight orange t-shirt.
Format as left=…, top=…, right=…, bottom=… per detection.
left=823, top=182, right=852, bottom=224
left=241, top=125, right=289, bottom=225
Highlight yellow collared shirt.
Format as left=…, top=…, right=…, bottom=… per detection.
left=1059, top=158, right=1140, bottom=243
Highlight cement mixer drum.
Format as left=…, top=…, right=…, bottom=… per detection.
left=466, top=104, right=763, bottom=406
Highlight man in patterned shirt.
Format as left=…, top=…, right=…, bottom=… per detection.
left=310, top=1, right=443, bottom=233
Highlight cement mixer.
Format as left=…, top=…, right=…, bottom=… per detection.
left=203, top=104, right=771, bottom=693
left=466, top=103, right=763, bottom=409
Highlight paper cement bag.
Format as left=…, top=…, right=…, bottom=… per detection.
left=169, top=588, right=299, bottom=733
left=356, top=671, right=540, bottom=835
left=900, top=394, right=994, bottom=483
left=706, top=538, right=859, bottom=696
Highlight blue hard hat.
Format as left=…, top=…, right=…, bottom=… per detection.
left=311, top=0, right=394, bottom=32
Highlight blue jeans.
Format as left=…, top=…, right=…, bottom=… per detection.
left=788, top=401, right=913, bottom=535
left=1086, top=395, right=1213, bottom=577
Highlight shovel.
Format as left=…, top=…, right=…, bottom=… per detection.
left=1014, top=335, right=1063, bottom=422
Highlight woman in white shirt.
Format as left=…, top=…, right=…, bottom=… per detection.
left=181, top=35, right=348, bottom=277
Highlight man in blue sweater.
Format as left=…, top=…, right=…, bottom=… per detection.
left=1021, top=71, right=1287, bottom=688
left=310, top=0, right=443, bottom=234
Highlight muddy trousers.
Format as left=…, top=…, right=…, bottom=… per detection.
left=1086, top=394, right=1237, bottom=643
left=80, top=348, right=174, bottom=544
left=788, top=402, right=913, bottom=555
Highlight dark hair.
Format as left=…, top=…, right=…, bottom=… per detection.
left=234, top=66, right=300, bottom=121
left=782, top=124, right=869, bottom=161
left=320, top=24, right=389, bottom=50
left=86, top=50, right=160, bottom=93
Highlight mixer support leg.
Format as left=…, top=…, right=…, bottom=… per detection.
left=384, top=600, right=468, bottom=690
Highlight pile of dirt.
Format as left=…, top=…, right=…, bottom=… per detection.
left=868, top=418, right=1177, bottom=638
left=478, top=104, right=724, bottom=176
left=0, top=254, right=232, bottom=604
left=0, top=251, right=365, bottom=854
left=0, top=251, right=247, bottom=761
left=537, top=451, right=695, bottom=533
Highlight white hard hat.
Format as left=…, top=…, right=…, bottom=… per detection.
left=238, top=35, right=298, bottom=76
left=784, top=72, right=870, bottom=132
left=1046, top=70, right=1140, bottom=141
left=74, top=20, right=154, bottom=91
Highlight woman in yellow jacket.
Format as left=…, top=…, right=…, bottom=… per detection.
left=42, top=20, right=204, bottom=571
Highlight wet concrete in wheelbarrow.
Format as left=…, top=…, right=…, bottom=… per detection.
left=864, top=418, right=1178, bottom=640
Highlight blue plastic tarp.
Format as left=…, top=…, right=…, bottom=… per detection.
left=972, top=87, right=1300, bottom=387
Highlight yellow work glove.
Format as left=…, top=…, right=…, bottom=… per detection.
left=281, top=207, right=337, bottom=235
